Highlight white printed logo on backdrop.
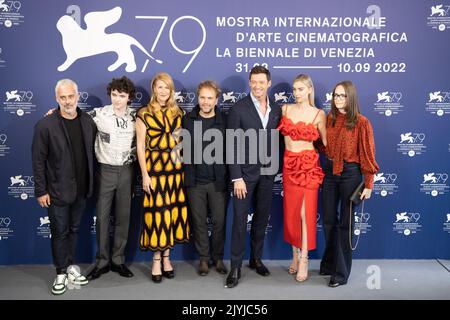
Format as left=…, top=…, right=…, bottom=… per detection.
left=131, top=91, right=145, bottom=109
left=37, top=216, right=51, bottom=239
left=373, top=91, right=404, bottom=117
left=0, top=217, right=14, bottom=240
left=8, top=174, right=34, bottom=200
left=220, top=91, right=247, bottom=112
left=246, top=212, right=273, bottom=235
left=57, top=6, right=206, bottom=73
left=77, top=91, right=93, bottom=111
left=322, top=92, right=333, bottom=113
left=426, top=90, right=450, bottom=116
left=57, top=6, right=162, bottom=72
left=443, top=213, right=450, bottom=234
left=396, top=132, right=427, bottom=157
left=90, top=216, right=97, bottom=235
left=393, top=211, right=422, bottom=236
left=175, top=90, right=196, bottom=113
left=373, top=172, right=399, bottom=197
left=420, top=172, right=449, bottom=197
left=427, top=5, right=450, bottom=31
left=273, top=173, right=283, bottom=196
left=274, top=91, right=295, bottom=106
left=0, top=0, right=24, bottom=28
left=354, top=211, right=372, bottom=236
left=0, top=133, right=10, bottom=157
left=3, top=89, right=36, bottom=116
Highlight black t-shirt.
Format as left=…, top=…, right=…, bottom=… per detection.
left=194, top=115, right=216, bottom=185
left=63, top=116, right=88, bottom=198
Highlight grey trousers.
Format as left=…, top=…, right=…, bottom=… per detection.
left=186, top=182, right=228, bottom=262
left=95, top=163, right=133, bottom=268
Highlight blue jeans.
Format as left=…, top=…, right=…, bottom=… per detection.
left=320, top=159, right=362, bottom=283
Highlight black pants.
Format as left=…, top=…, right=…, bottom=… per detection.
left=48, top=197, right=87, bottom=274
left=230, top=175, right=274, bottom=268
left=320, top=159, right=362, bottom=284
left=186, top=182, right=228, bottom=262
left=95, top=163, right=133, bottom=268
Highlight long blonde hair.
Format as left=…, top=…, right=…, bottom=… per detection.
left=293, top=74, right=315, bottom=107
left=146, top=72, right=183, bottom=118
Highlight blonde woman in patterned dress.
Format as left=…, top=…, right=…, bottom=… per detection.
left=136, top=72, right=189, bottom=283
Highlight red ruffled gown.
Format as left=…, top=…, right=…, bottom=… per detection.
left=277, top=114, right=324, bottom=250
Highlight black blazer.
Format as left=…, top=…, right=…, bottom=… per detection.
left=226, top=95, right=281, bottom=182
left=182, top=105, right=228, bottom=191
left=32, top=107, right=97, bottom=205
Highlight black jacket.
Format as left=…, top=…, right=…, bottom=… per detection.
left=32, top=107, right=97, bottom=205
left=182, top=105, right=227, bottom=191
left=226, top=95, right=281, bottom=182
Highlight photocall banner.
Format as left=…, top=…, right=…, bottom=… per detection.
left=0, top=0, right=449, bottom=264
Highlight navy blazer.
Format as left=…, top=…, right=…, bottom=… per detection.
left=226, top=95, right=281, bottom=182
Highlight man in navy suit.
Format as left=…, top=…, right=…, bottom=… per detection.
left=225, top=66, right=281, bottom=288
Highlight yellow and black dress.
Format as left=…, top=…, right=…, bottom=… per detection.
left=138, top=108, right=189, bottom=251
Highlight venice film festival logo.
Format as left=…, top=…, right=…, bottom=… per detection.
left=3, top=89, right=36, bottom=116
left=131, top=91, right=145, bottom=108
left=373, top=91, right=404, bottom=117
left=427, top=4, right=450, bottom=31
left=353, top=211, right=371, bottom=236
left=90, top=215, right=115, bottom=236
left=220, top=91, right=247, bottom=111
left=393, top=211, right=421, bottom=236
left=322, top=92, right=333, bottom=113
left=175, top=90, right=196, bottom=112
left=273, top=91, right=295, bottom=106
left=443, top=213, right=450, bottom=234
left=57, top=6, right=206, bottom=73
left=420, top=172, right=449, bottom=197
left=76, top=91, right=92, bottom=111
left=373, top=172, right=399, bottom=197
left=0, top=217, right=13, bottom=241
left=36, top=216, right=51, bottom=239
left=0, top=0, right=24, bottom=28
left=273, top=173, right=283, bottom=196
left=396, top=132, right=426, bottom=157
left=8, top=174, right=34, bottom=200
left=316, top=212, right=323, bottom=233
left=0, top=132, right=10, bottom=157
left=246, top=213, right=273, bottom=235
left=426, top=90, right=450, bottom=116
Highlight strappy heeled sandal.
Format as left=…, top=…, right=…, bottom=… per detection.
left=296, top=256, right=309, bottom=282
left=288, top=247, right=299, bottom=274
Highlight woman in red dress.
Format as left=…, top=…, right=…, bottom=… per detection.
left=277, top=74, right=326, bottom=282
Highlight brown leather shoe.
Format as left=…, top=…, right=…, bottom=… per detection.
left=198, top=260, right=209, bottom=276
left=215, top=260, right=228, bottom=274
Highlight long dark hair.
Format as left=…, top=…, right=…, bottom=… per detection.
left=330, top=80, right=360, bottom=129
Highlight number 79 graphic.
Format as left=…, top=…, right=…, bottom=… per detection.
left=136, top=15, right=206, bottom=73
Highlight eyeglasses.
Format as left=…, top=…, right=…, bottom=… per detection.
left=333, top=93, right=347, bottom=100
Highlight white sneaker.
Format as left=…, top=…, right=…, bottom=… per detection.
left=52, top=274, right=68, bottom=295
left=67, top=265, right=89, bottom=286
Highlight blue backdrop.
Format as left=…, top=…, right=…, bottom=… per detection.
left=1, top=0, right=449, bottom=265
